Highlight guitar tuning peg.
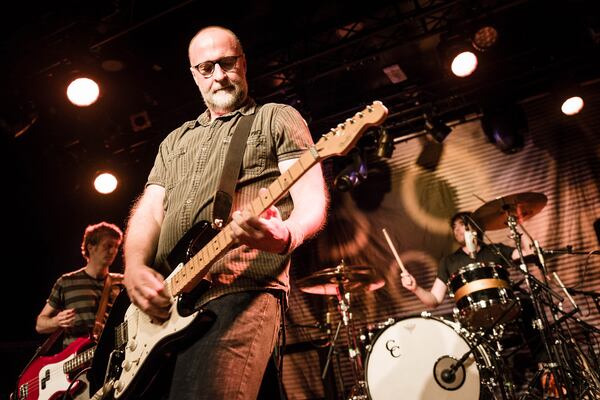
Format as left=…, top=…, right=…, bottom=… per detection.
left=337, top=123, right=345, bottom=130
left=346, top=118, right=355, bottom=124
left=357, top=112, right=364, bottom=118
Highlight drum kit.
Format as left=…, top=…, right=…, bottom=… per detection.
left=296, top=192, right=600, bottom=400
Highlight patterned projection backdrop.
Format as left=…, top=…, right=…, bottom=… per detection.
left=282, top=86, right=600, bottom=399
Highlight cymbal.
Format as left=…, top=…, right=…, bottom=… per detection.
left=297, top=264, right=385, bottom=295
left=472, top=192, right=547, bottom=231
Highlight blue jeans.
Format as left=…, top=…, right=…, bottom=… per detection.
left=167, top=291, right=282, bottom=400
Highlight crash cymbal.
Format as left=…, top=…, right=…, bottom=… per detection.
left=297, top=264, right=385, bottom=295
left=472, top=192, right=547, bottom=231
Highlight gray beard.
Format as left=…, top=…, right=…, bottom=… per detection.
left=204, top=86, right=246, bottom=113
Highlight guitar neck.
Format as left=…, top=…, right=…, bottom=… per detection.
left=63, top=346, right=95, bottom=374
left=165, top=150, right=320, bottom=296
left=162, top=100, right=388, bottom=298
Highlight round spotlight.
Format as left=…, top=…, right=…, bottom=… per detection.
left=560, top=96, right=584, bottom=116
left=67, top=77, right=100, bottom=107
left=94, top=172, right=118, bottom=194
left=451, top=51, right=478, bottom=77
left=472, top=26, right=498, bottom=51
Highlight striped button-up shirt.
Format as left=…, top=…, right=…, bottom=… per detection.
left=147, top=99, right=314, bottom=307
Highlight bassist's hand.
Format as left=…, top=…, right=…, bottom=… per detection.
left=124, top=265, right=172, bottom=322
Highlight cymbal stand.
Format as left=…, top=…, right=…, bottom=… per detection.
left=321, top=315, right=343, bottom=379
left=335, top=278, right=367, bottom=400
left=506, top=214, right=573, bottom=399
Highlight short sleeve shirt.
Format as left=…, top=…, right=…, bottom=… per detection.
left=146, top=99, right=314, bottom=307
left=437, top=243, right=515, bottom=284
left=48, top=269, right=123, bottom=347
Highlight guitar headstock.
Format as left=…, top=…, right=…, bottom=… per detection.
left=315, top=101, right=388, bottom=159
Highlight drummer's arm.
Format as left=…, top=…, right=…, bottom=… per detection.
left=413, top=278, right=447, bottom=308
left=510, top=234, right=535, bottom=260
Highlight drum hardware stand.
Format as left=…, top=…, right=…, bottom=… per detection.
left=320, top=316, right=346, bottom=400
left=437, top=300, right=520, bottom=399
left=505, top=215, right=576, bottom=399
left=468, top=212, right=572, bottom=398
left=318, top=267, right=367, bottom=400
left=321, top=314, right=343, bottom=375
left=337, top=289, right=367, bottom=400
left=565, top=287, right=600, bottom=323
left=550, top=273, right=600, bottom=394
left=297, top=261, right=383, bottom=400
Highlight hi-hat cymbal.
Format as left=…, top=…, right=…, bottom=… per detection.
left=297, top=264, right=385, bottom=295
left=472, top=192, right=547, bottom=231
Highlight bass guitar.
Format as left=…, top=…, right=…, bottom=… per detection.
left=89, top=101, right=388, bottom=399
left=14, top=337, right=95, bottom=400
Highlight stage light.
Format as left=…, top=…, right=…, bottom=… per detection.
left=66, top=77, right=100, bottom=107
left=94, top=172, right=118, bottom=194
left=376, top=127, right=394, bottom=158
left=424, top=114, right=452, bottom=143
left=472, top=25, right=499, bottom=52
left=130, top=110, right=152, bottom=132
left=437, top=35, right=479, bottom=78
left=481, top=103, right=528, bottom=154
left=552, top=77, right=584, bottom=116
left=334, top=150, right=367, bottom=192
left=450, top=51, right=478, bottom=77
left=560, top=96, right=584, bottom=116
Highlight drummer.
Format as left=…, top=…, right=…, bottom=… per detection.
left=401, top=211, right=555, bottom=392
left=400, top=211, right=526, bottom=307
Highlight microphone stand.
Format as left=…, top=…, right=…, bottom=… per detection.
left=506, top=214, right=575, bottom=399
left=567, top=287, right=600, bottom=317
left=469, top=213, right=574, bottom=398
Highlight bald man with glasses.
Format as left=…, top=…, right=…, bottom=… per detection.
left=122, top=26, right=329, bottom=399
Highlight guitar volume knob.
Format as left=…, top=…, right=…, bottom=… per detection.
left=122, top=360, right=132, bottom=371
left=127, top=340, right=137, bottom=351
left=115, top=380, right=123, bottom=393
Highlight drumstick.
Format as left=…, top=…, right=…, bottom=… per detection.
left=382, top=228, right=407, bottom=273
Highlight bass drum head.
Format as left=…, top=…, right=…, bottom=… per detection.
left=365, top=316, right=481, bottom=400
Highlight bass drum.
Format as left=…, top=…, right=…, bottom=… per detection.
left=365, top=315, right=492, bottom=400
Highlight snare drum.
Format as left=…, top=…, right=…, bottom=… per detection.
left=365, top=315, right=492, bottom=400
left=448, top=262, right=520, bottom=330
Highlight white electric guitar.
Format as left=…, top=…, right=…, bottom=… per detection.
left=89, top=101, right=389, bottom=399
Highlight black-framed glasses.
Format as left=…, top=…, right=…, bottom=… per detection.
left=192, top=55, right=241, bottom=78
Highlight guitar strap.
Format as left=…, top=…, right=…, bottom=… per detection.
left=92, top=273, right=123, bottom=341
left=211, top=106, right=260, bottom=229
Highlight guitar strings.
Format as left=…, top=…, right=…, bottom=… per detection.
left=19, top=349, right=92, bottom=393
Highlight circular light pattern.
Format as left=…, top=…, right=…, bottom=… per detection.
left=451, top=51, right=478, bottom=77
left=66, top=77, right=100, bottom=106
left=472, top=26, right=499, bottom=51
left=560, top=96, right=584, bottom=116
left=94, top=172, right=118, bottom=194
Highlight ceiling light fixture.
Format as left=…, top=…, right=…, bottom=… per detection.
left=424, top=114, right=452, bottom=143
left=66, top=77, right=100, bottom=107
left=561, top=96, right=584, bottom=116
left=437, top=35, right=479, bottom=78
left=481, top=103, right=528, bottom=154
left=376, top=127, right=395, bottom=158
left=472, top=25, right=499, bottom=51
left=334, top=150, right=368, bottom=192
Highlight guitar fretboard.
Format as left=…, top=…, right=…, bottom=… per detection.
left=165, top=149, right=320, bottom=297
left=63, top=346, right=95, bottom=373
